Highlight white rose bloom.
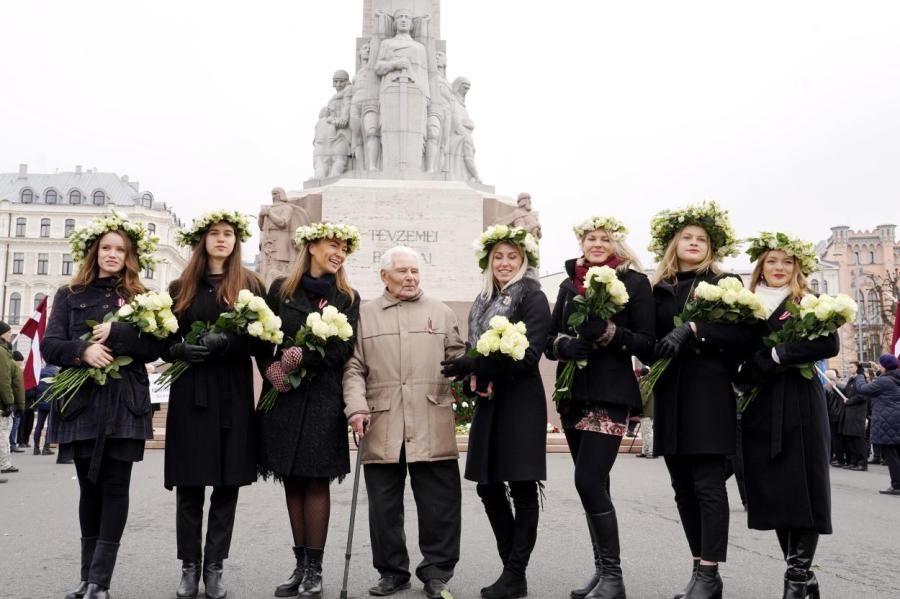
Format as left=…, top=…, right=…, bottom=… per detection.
left=237, top=289, right=255, bottom=305
left=333, top=312, right=349, bottom=326
left=306, top=312, right=322, bottom=326
left=489, top=316, right=510, bottom=332
left=117, top=304, right=134, bottom=318
left=721, top=290, right=739, bottom=306
left=321, top=305, right=339, bottom=322
left=311, top=320, right=331, bottom=339
left=499, top=334, right=517, bottom=356
left=814, top=301, right=834, bottom=320
left=476, top=336, right=493, bottom=356
left=482, top=329, right=501, bottom=353
left=514, top=321, right=527, bottom=334
left=163, top=316, right=179, bottom=332
left=248, top=296, right=267, bottom=313
left=719, top=278, right=742, bottom=293
left=267, top=315, right=283, bottom=331
left=247, top=321, right=265, bottom=338
left=142, top=316, right=158, bottom=332
left=338, top=323, right=354, bottom=340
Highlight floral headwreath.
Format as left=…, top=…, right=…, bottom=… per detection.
left=69, top=210, right=159, bottom=271
left=573, top=216, right=629, bottom=241
left=746, top=232, right=819, bottom=276
left=648, top=200, right=740, bottom=260
left=474, top=224, right=540, bottom=271
left=294, top=222, right=361, bottom=254
left=175, top=210, right=253, bottom=247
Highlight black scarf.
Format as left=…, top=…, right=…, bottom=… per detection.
left=301, top=272, right=336, bottom=300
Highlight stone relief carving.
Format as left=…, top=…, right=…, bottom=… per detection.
left=258, top=187, right=309, bottom=286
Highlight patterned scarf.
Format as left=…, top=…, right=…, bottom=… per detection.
left=468, top=278, right=531, bottom=347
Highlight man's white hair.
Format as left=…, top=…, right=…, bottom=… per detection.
left=380, top=245, right=419, bottom=271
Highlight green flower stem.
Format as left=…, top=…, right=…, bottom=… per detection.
left=257, top=388, right=280, bottom=412
left=639, top=357, right=672, bottom=406
left=154, top=360, right=191, bottom=391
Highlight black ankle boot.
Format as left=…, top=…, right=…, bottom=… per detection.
left=85, top=540, right=118, bottom=599
left=176, top=561, right=201, bottom=598
left=571, top=513, right=602, bottom=599
left=783, top=531, right=819, bottom=599
left=683, top=564, right=722, bottom=599
left=299, top=548, right=323, bottom=597
left=82, top=584, right=109, bottom=599
left=673, top=559, right=699, bottom=599
left=65, top=537, right=97, bottom=599
left=584, top=511, right=625, bottom=599
left=203, top=560, right=226, bottom=599
left=275, top=546, right=306, bottom=597
left=480, top=569, right=527, bottom=599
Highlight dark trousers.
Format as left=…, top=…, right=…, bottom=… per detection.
left=845, top=436, right=867, bottom=466
left=33, top=411, right=50, bottom=448
left=176, top=486, right=240, bottom=563
left=18, top=409, right=34, bottom=445
left=664, top=454, right=730, bottom=562
left=830, top=423, right=846, bottom=463
left=9, top=412, right=20, bottom=447
left=74, top=456, right=134, bottom=542
left=881, top=444, right=900, bottom=490
left=363, top=451, right=461, bottom=583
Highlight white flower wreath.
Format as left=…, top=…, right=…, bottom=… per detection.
left=572, top=216, right=629, bottom=241
left=69, top=210, right=159, bottom=271
left=293, top=222, right=362, bottom=254
left=175, top=210, right=253, bottom=247
left=473, top=224, right=540, bottom=271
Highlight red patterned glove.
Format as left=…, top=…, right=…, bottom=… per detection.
left=280, top=346, right=304, bottom=373
left=265, top=362, right=291, bottom=393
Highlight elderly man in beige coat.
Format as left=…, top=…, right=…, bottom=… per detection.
left=343, top=246, right=465, bottom=599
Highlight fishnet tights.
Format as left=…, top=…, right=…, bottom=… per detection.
left=283, top=476, right=330, bottom=550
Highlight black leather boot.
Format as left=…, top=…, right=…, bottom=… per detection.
left=584, top=511, right=626, bottom=599
left=673, top=559, right=699, bottom=599
left=82, top=584, right=108, bottom=599
left=480, top=505, right=537, bottom=599
left=176, top=561, right=201, bottom=598
left=65, top=537, right=97, bottom=599
left=571, top=513, right=602, bottom=599
left=783, top=531, right=820, bottom=599
left=482, top=496, right=515, bottom=568
left=275, top=546, right=306, bottom=597
left=299, top=548, right=323, bottom=597
left=85, top=540, right=118, bottom=599
left=683, top=564, right=722, bottom=599
left=203, top=560, right=227, bottom=599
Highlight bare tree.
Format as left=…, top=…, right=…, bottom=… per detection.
left=864, top=268, right=899, bottom=352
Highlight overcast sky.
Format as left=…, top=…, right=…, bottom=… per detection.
left=3, top=1, right=899, bottom=274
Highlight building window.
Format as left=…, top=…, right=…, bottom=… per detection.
left=37, top=253, right=49, bottom=275
left=141, top=193, right=153, bottom=207
left=33, top=292, right=46, bottom=309
left=15, top=217, right=26, bottom=237
left=65, top=218, right=76, bottom=237
left=144, top=265, right=154, bottom=280
left=867, top=289, right=878, bottom=319
left=8, top=293, right=21, bottom=325
left=822, top=280, right=828, bottom=294
left=810, top=279, right=819, bottom=293
left=69, top=189, right=82, bottom=204
left=12, top=253, right=23, bottom=275
left=92, top=190, right=106, bottom=205
left=61, top=254, right=73, bottom=276
left=40, top=218, right=50, bottom=237
left=45, top=189, right=58, bottom=204
left=20, top=189, right=34, bottom=203
left=147, top=223, right=156, bottom=235
left=869, top=251, right=875, bottom=264
left=853, top=252, right=860, bottom=265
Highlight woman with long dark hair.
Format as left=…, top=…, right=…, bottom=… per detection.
left=163, top=211, right=269, bottom=599
left=43, top=214, right=164, bottom=599
left=258, top=222, right=360, bottom=599
left=545, top=216, right=655, bottom=599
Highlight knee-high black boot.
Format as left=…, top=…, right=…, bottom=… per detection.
left=571, top=514, right=602, bottom=599
left=479, top=490, right=515, bottom=568
left=783, top=531, right=820, bottom=599
left=584, top=511, right=625, bottom=599
left=776, top=529, right=791, bottom=559
left=481, top=506, right=537, bottom=599
left=84, top=540, right=119, bottom=599
left=275, top=546, right=307, bottom=597
left=65, top=537, right=97, bottom=599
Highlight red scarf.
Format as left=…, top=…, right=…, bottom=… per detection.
left=574, top=256, right=623, bottom=296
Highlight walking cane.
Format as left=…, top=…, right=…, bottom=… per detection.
left=340, top=428, right=365, bottom=599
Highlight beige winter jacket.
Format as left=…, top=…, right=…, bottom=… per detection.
left=343, top=290, right=465, bottom=464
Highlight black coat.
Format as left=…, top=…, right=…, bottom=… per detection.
left=163, top=274, right=272, bottom=489
left=464, top=278, right=551, bottom=484
left=740, top=298, right=838, bottom=533
left=839, top=374, right=869, bottom=438
left=857, top=370, right=900, bottom=445
left=42, top=278, right=166, bottom=475
left=545, top=260, right=655, bottom=416
left=257, top=278, right=359, bottom=481
left=652, top=271, right=755, bottom=456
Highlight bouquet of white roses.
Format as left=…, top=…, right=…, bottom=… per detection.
left=737, top=293, right=857, bottom=412
left=553, top=265, right=629, bottom=405
left=640, top=277, right=767, bottom=403
left=258, top=305, right=353, bottom=411
left=155, top=289, right=282, bottom=390
left=473, top=316, right=529, bottom=361
left=40, top=291, right=179, bottom=412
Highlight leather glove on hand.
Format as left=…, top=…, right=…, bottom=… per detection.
left=169, top=342, right=210, bottom=363
left=576, top=318, right=608, bottom=342
left=301, top=347, right=324, bottom=369
left=654, top=323, right=694, bottom=359
left=280, top=346, right=304, bottom=373
left=440, top=356, right=478, bottom=380
left=754, top=349, right=779, bottom=375
left=558, top=337, right=593, bottom=361
left=200, top=332, right=229, bottom=356
left=265, top=362, right=292, bottom=393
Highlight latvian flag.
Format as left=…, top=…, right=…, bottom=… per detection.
left=892, top=303, right=900, bottom=358
left=20, top=295, right=48, bottom=390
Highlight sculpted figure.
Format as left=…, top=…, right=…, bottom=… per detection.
left=498, top=192, right=543, bottom=240
left=448, top=77, right=481, bottom=183
left=258, top=187, right=309, bottom=286
left=313, top=107, right=333, bottom=179
left=350, top=42, right=381, bottom=171
left=374, top=9, right=431, bottom=171
left=426, top=50, right=454, bottom=174
left=325, top=69, right=353, bottom=177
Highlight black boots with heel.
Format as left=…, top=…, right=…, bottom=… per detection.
left=65, top=537, right=97, bottom=599
left=780, top=530, right=820, bottom=599
left=584, top=511, right=626, bottom=599
left=176, top=561, right=200, bottom=598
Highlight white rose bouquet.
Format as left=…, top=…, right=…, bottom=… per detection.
left=257, top=305, right=354, bottom=412
left=553, top=265, right=630, bottom=405
left=737, top=293, right=857, bottom=412
left=474, top=316, right=529, bottom=361
left=640, top=277, right=767, bottom=402
left=155, top=289, right=282, bottom=390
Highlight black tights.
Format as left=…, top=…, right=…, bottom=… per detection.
left=284, top=476, right=330, bottom=550
left=565, top=428, right=621, bottom=513
left=74, top=456, right=134, bottom=542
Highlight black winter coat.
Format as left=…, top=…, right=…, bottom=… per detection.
left=163, top=274, right=272, bottom=489
left=42, top=278, right=166, bottom=477
left=740, top=297, right=838, bottom=533
left=257, top=278, right=359, bottom=481
left=545, top=260, right=655, bottom=416
left=652, top=271, right=755, bottom=456
left=839, top=374, right=869, bottom=438
left=857, top=370, right=900, bottom=445
left=464, top=278, right=551, bottom=484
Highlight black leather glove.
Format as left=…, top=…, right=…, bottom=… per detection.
left=558, top=337, right=593, bottom=360
left=654, top=323, right=694, bottom=359
left=754, top=349, right=779, bottom=376
left=200, top=332, right=229, bottom=356
left=441, top=356, right=479, bottom=380
left=301, top=347, right=324, bottom=369
left=576, top=318, right=608, bottom=341
left=169, top=342, right=210, bottom=363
